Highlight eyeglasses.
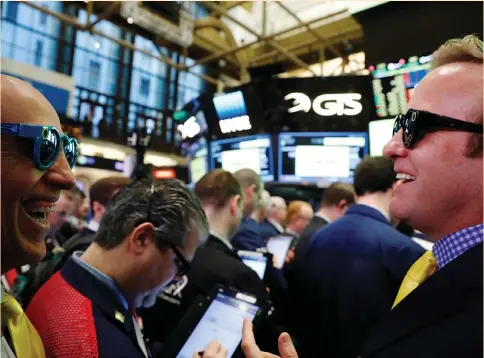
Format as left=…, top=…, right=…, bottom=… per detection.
left=393, top=109, right=484, bottom=148
left=146, top=183, right=191, bottom=277
left=1, top=123, right=79, bottom=170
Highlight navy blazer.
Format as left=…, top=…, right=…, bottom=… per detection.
left=259, top=219, right=283, bottom=241
left=27, top=258, right=147, bottom=358
left=360, top=242, right=483, bottom=358
left=231, top=217, right=266, bottom=251
left=288, top=204, right=425, bottom=358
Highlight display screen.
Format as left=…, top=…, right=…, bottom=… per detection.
left=371, top=55, right=431, bottom=118
left=369, top=119, right=395, bottom=156
left=239, top=252, right=267, bottom=279
left=177, top=292, right=259, bottom=358
left=189, top=146, right=208, bottom=184
left=266, top=235, right=294, bottom=269
left=278, top=132, right=368, bottom=186
left=210, top=135, right=274, bottom=182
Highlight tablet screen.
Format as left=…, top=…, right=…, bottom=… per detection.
left=177, top=292, right=260, bottom=358
left=240, top=254, right=267, bottom=279
left=266, top=235, right=293, bottom=269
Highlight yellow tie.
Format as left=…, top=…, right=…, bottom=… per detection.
left=392, top=251, right=438, bottom=309
left=1, top=292, right=45, bottom=358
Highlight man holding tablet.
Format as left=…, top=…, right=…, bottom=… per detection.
left=141, top=170, right=270, bottom=351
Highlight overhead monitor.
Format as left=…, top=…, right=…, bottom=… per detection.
left=213, top=91, right=252, bottom=134
left=210, top=134, right=274, bottom=182
left=369, top=119, right=395, bottom=156
left=189, top=146, right=208, bottom=184
left=371, top=55, right=431, bottom=118
left=278, top=132, right=368, bottom=186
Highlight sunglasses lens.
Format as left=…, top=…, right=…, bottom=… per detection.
left=64, top=138, right=78, bottom=168
left=39, top=129, right=60, bottom=167
left=403, top=114, right=415, bottom=147
left=393, top=115, right=403, bottom=136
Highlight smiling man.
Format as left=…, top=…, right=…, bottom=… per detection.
left=360, top=35, right=483, bottom=358
left=1, top=74, right=77, bottom=358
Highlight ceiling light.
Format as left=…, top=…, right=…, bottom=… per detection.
left=94, top=41, right=101, bottom=49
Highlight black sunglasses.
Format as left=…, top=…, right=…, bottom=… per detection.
left=393, top=109, right=483, bottom=148
left=146, top=183, right=191, bottom=277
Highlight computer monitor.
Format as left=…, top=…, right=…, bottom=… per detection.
left=369, top=119, right=395, bottom=156
left=278, top=132, right=368, bottom=186
left=210, top=134, right=274, bottom=182
left=189, top=146, right=208, bottom=184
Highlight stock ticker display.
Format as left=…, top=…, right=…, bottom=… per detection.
left=371, top=55, right=431, bottom=118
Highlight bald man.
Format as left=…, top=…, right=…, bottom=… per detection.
left=251, top=190, right=271, bottom=224
left=1, top=75, right=76, bottom=357
left=259, top=197, right=287, bottom=241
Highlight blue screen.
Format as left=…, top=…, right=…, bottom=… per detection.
left=210, top=134, right=274, bottom=182
left=213, top=91, right=248, bottom=120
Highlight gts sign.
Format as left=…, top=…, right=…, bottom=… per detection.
left=284, top=93, right=363, bottom=116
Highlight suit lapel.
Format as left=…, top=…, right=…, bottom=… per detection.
left=361, top=243, right=482, bottom=356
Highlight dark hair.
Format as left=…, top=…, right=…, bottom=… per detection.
left=353, top=156, right=396, bottom=196
left=321, top=182, right=355, bottom=207
left=194, top=169, right=242, bottom=209
left=94, top=179, right=209, bottom=250
left=89, top=176, right=132, bottom=212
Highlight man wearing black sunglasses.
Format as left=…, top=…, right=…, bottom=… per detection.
left=25, top=179, right=210, bottom=358
left=358, top=35, right=484, bottom=358
left=1, top=75, right=76, bottom=358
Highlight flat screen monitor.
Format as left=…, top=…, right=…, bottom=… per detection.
left=210, top=134, right=274, bottom=182
left=189, top=146, right=208, bottom=184
left=278, top=132, right=368, bottom=186
left=369, top=119, right=395, bottom=156
left=371, top=55, right=431, bottom=118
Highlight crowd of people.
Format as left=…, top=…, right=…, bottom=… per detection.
left=1, top=35, right=482, bottom=358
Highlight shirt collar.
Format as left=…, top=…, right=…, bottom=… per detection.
left=210, top=231, right=233, bottom=250
left=433, top=224, right=483, bottom=268
left=268, top=219, right=284, bottom=233
left=315, top=213, right=332, bottom=224
left=86, top=220, right=100, bottom=233
left=285, top=228, right=300, bottom=239
left=71, top=251, right=129, bottom=310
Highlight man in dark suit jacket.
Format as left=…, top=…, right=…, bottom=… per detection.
left=290, top=182, right=355, bottom=270
left=141, top=170, right=270, bottom=346
left=358, top=35, right=484, bottom=358
left=26, top=179, right=211, bottom=358
left=290, top=157, right=425, bottom=358
left=259, top=197, right=287, bottom=241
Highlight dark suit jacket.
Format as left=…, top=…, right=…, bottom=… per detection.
left=291, top=215, right=329, bottom=269
left=27, top=258, right=146, bottom=358
left=289, top=204, right=425, bottom=358
left=141, top=235, right=270, bottom=345
left=360, top=242, right=483, bottom=358
left=259, top=219, right=283, bottom=241
left=231, top=217, right=267, bottom=251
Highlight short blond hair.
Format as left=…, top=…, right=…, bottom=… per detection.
left=432, top=35, right=483, bottom=157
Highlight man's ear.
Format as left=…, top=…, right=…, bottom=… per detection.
left=337, top=199, right=348, bottom=210
left=229, top=195, right=241, bottom=215
left=92, top=201, right=105, bottom=217
left=127, top=222, right=156, bottom=255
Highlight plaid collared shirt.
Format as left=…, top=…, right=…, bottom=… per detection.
left=433, top=224, right=483, bottom=268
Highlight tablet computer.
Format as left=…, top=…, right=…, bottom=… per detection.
left=161, top=285, right=270, bottom=358
left=238, top=250, right=268, bottom=279
left=266, top=235, right=295, bottom=269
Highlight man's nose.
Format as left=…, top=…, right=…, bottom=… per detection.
left=383, top=129, right=409, bottom=159
left=44, top=151, right=76, bottom=190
